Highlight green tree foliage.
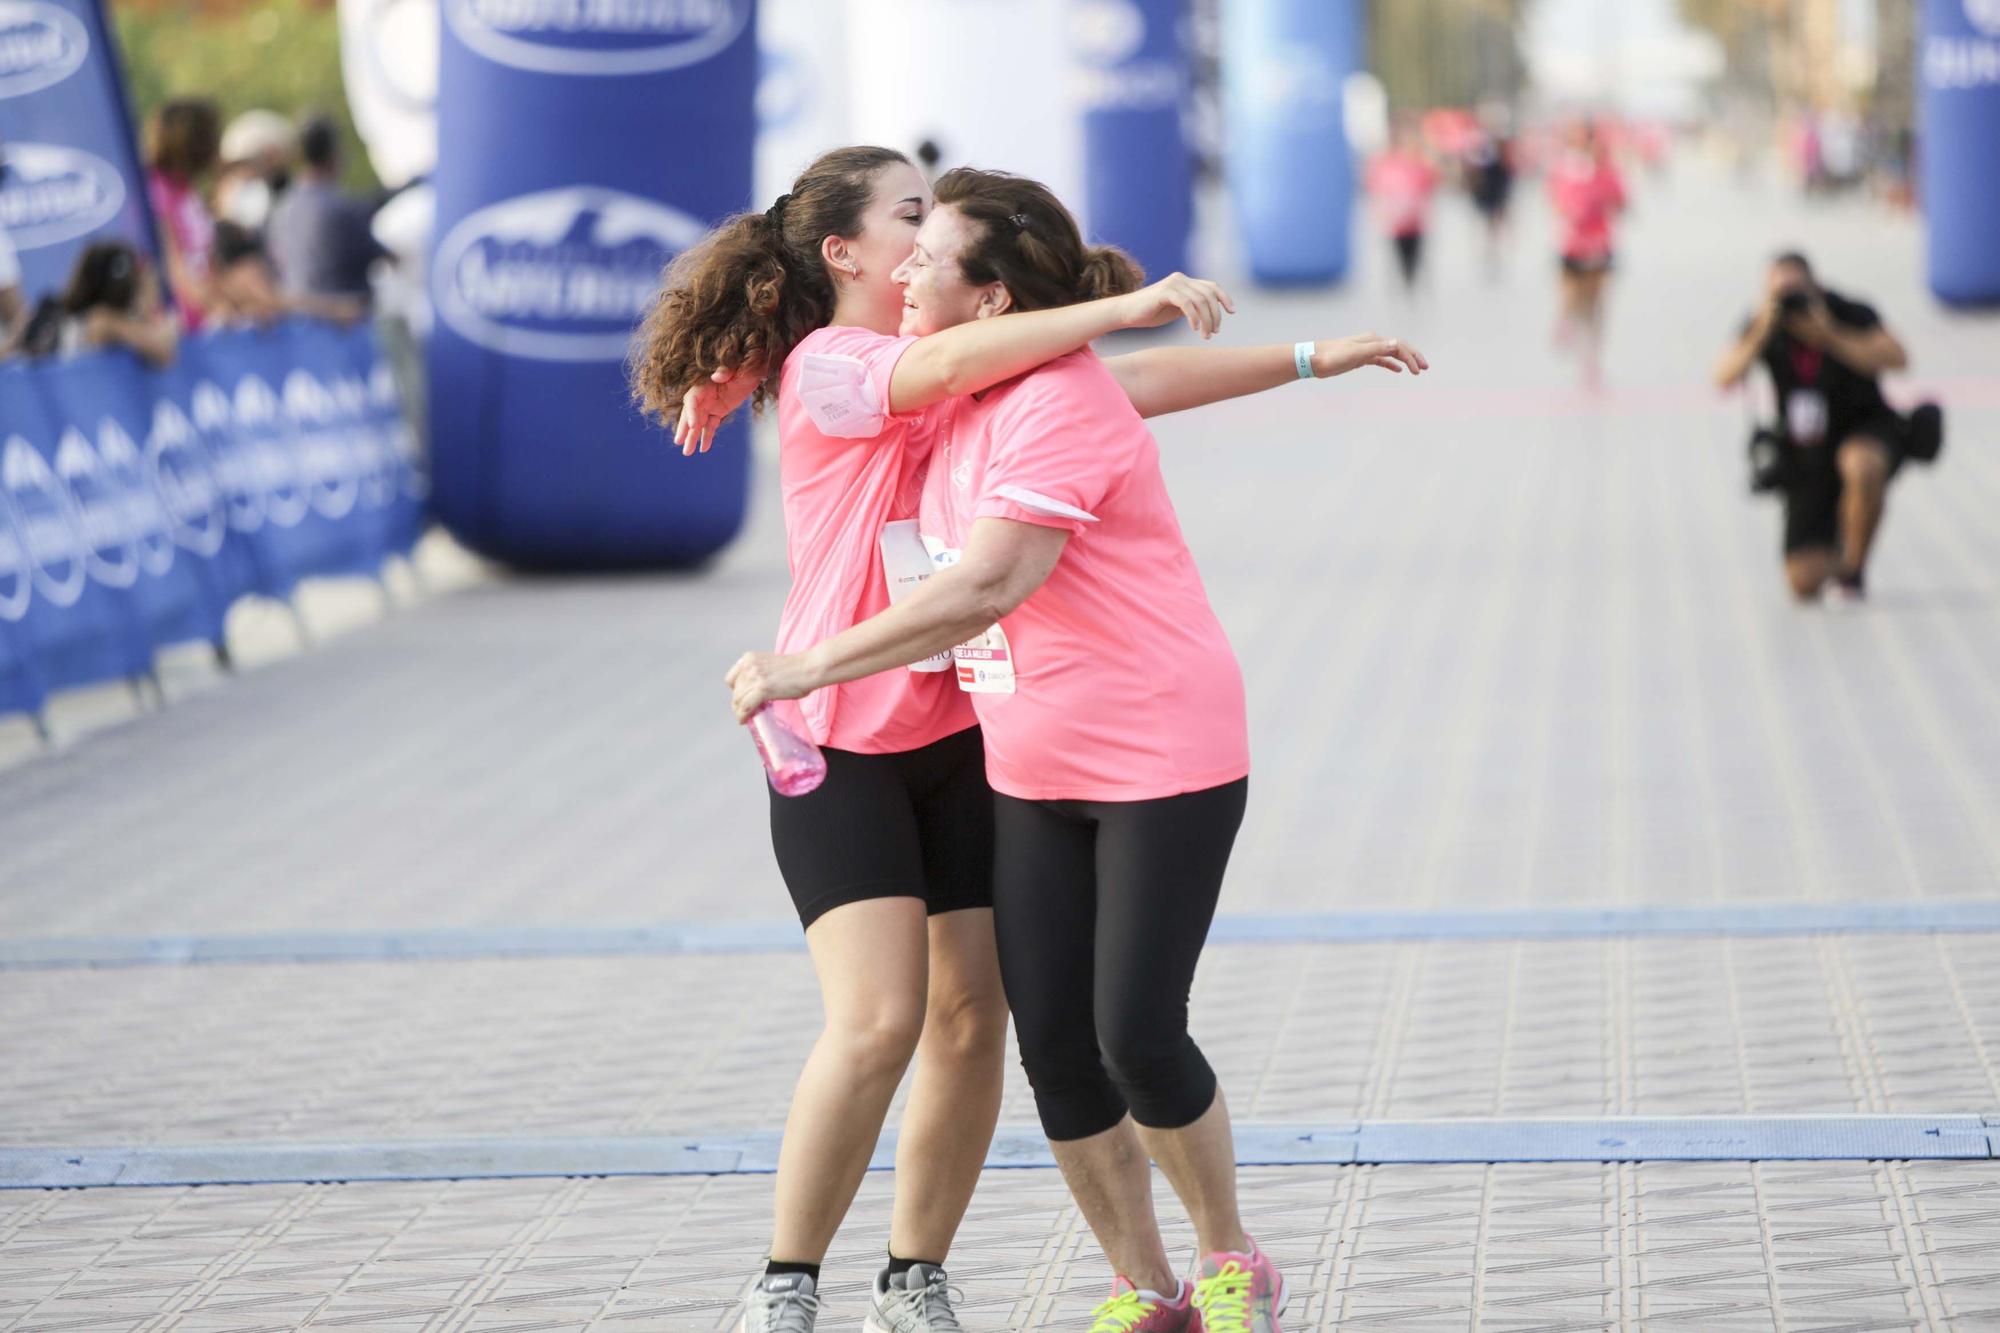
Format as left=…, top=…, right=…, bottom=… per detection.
left=113, top=0, right=378, bottom=191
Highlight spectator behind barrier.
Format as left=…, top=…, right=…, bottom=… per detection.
left=145, top=98, right=226, bottom=332
left=1714, top=251, right=1935, bottom=605
left=215, top=108, right=297, bottom=231
left=212, top=220, right=363, bottom=328
left=267, top=116, right=389, bottom=311
left=19, top=240, right=178, bottom=368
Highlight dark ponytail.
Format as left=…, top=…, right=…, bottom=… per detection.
left=931, top=167, right=1143, bottom=312
left=628, top=145, right=909, bottom=424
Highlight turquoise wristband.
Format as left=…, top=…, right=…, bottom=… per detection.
left=1293, top=340, right=1316, bottom=380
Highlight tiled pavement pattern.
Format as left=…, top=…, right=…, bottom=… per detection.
left=4, top=168, right=2000, bottom=1328
left=7, top=1164, right=2000, bottom=1330
left=6, top=935, right=2000, bottom=1147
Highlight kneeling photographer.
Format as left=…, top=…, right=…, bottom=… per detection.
left=1715, top=252, right=1939, bottom=604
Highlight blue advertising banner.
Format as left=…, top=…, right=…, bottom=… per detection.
left=428, top=0, right=756, bottom=570
left=0, top=321, right=424, bottom=723
left=1222, top=0, right=1357, bottom=286
left=1074, top=0, right=1193, bottom=282
left=1921, top=0, right=2000, bottom=305
left=0, top=0, right=155, bottom=303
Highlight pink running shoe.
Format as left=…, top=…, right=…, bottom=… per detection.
left=1088, top=1277, right=1199, bottom=1332
left=1192, top=1238, right=1286, bottom=1333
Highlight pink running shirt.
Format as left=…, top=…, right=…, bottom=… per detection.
left=773, top=324, right=975, bottom=754
left=1547, top=153, right=1626, bottom=262
left=918, top=349, right=1249, bottom=803
left=1366, top=151, right=1439, bottom=238
left=146, top=169, right=215, bottom=332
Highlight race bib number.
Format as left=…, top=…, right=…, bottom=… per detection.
left=1788, top=389, right=1828, bottom=446
left=881, top=520, right=951, bottom=673
left=921, top=535, right=1018, bottom=694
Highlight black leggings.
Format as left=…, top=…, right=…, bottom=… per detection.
left=1393, top=231, right=1424, bottom=287
left=992, top=778, right=1248, bottom=1142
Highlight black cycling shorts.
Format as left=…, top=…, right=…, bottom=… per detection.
left=1781, top=415, right=1904, bottom=555
left=767, top=724, right=994, bottom=929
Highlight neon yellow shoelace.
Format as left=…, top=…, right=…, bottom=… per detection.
left=1193, top=1260, right=1253, bottom=1333
left=1088, top=1289, right=1158, bottom=1333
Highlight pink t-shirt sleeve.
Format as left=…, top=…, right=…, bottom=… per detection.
left=1602, top=165, right=1628, bottom=212
left=972, top=361, right=1130, bottom=534
left=791, top=325, right=925, bottom=440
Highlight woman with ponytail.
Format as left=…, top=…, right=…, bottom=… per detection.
left=728, top=167, right=1427, bottom=1333
left=632, top=147, right=1237, bottom=1333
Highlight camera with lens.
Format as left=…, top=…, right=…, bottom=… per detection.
left=1777, top=287, right=1812, bottom=318
left=1746, top=425, right=1790, bottom=493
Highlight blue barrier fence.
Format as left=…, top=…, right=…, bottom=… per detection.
left=0, top=320, right=427, bottom=725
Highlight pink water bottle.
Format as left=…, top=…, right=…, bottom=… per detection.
left=749, top=700, right=827, bottom=797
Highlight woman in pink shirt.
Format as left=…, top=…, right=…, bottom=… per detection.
left=1547, top=121, right=1628, bottom=389
left=632, top=146, right=1246, bottom=1333
left=727, top=167, right=1425, bottom=1333
left=1365, top=119, right=1440, bottom=294
left=144, top=99, right=225, bottom=333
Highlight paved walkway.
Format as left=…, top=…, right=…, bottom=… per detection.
left=3, top=162, right=2000, bottom=1330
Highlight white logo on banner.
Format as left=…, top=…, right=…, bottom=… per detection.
left=1968, top=0, right=2000, bottom=37
left=1925, top=30, right=2000, bottom=87
left=1071, top=0, right=1182, bottom=112
left=232, top=374, right=309, bottom=529
left=445, top=0, right=749, bottom=76
left=0, top=482, right=28, bottom=621
left=434, top=185, right=704, bottom=362
left=1072, top=0, right=1144, bottom=66
left=329, top=374, right=394, bottom=510
left=95, top=417, right=176, bottom=579
left=187, top=379, right=266, bottom=535
left=284, top=369, right=360, bottom=520
left=146, top=399, right=227, bottom=558
left=55, top=426, right=138, bottom=588
left=0, top=0, right=88, bottom=99
left=0, top=142, right=124, bottom=249
left=2, top=435, right=86, bottom=608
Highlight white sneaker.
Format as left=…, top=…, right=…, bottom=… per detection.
left=864, top=1263, right=967, bottom=1333
left=739, top=1271, right=820, bottom=1333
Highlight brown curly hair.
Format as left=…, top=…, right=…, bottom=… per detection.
left=931, top=167, right=1143, bottom=312
left=628, top=145, right=909, bottom=426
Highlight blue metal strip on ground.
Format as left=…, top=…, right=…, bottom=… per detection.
left=8, top=901, right=2000, bottom=970
left=6, top=1117, right=1996, bottom=1188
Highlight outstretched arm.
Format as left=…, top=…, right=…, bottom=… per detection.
left=672, top=273, right=1234, bottom=454
left=726, top=518, right=1068, bottom=720
left=885, top=273, right=1231, bottom=414
left=1102, top=334, right=1427, bottom=419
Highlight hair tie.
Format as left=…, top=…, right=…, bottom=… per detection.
left=1009, top=212, right=1031, bottom=232
left=765, top=193, right=791, bottom=228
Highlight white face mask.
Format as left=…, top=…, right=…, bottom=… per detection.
left=225, top=178, right=274, bottom=229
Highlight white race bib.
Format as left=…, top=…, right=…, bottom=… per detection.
left=1788, top=389, right=1829, bottom=446
left=881, top=520, right=951, bottom=673
left=921, top=535, right=1017, bottom=694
